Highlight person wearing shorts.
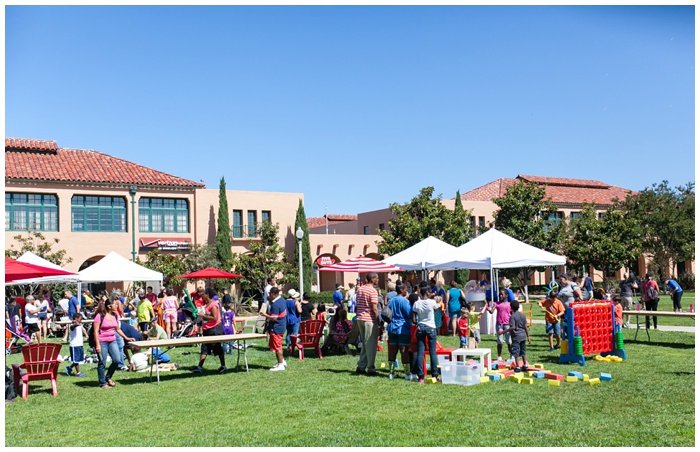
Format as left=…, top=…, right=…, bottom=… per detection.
left=488, top=290, right=512, bottom=360
left=539, top=291, right=565, bottom=352
left=260, top=287, right=287, bottom=371
left=161, top=288, right=178, bottom=339
left=191, top=294, right=227, bottom=374
left=498, top=300, right=531, bottom=373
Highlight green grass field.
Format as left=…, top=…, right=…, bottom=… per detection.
left=5, top=319, right=695, bottom=447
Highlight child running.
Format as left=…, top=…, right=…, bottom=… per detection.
left=65, top=313, right=87, bottom=377
left=457, top=308, right=470, bottom=348
left=467, top=302, right=486, bottom=346
left=538, top=291, right=565, bottom=352
left=497, top=300, right=531, bottom=373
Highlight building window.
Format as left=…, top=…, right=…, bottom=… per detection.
left=363, top=226, right=369, bottom=235
left=138, top=198, right=189, bottom=233
left=378, top=223, right=385, bottom=231
left=542, top=211, right=564, bottom=231
left=598, top=212, right=606, bottom=220
left=232, top=210, right=243, bottom=238
left=262, top=211, right=271, bottom=223
left=478, top=216, right=485, bottom=228
left=5, top=193, right=58, bottom=232
left=570, top=212, right=581, bottom=221
left=71, top=196, right=126, bottom=232
left=247, top=210, right=257, bottom=238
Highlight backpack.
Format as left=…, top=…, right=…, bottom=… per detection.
left=380, top=304, right=393, bottom=323
left=645, top=283, right=659, bottom=301
left=87, top=319, right=97, bottom=348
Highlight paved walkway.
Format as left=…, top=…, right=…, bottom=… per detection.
left=530, top=319, right=694, bottom=333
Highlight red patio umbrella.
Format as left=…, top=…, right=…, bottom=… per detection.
left=178, top=267, right=242, bottom=279
left=317, top=256, right=403, bottom=273
left=5, top=257, right=78, bottom=284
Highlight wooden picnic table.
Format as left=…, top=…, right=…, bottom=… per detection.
left=129, top=333, right=267, bottom=383
left=622, top=310, right=695, bottom=341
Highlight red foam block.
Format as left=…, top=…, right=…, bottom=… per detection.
left=544, top=373, right=565, bottom=381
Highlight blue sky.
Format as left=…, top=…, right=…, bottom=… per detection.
left=5, top=6, right=695, bottom=218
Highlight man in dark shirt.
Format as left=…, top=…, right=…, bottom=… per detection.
left=497, top=300, right=531, bottom=372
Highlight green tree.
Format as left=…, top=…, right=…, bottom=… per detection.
left=621, top=181, right=695, bottom=278
left=183, top=244, right=221, bottom=274
left=292, top=199, right=313, bottom=294
left=232, top=221, right=293, bottom=303
left=139, top=249, right=186, bottom=288
left=586, top=203, right=642, bottom=290
left=215, top=177, right=233, bottom=270
left=444, top=191, right=472, bottom=284
left=562, top=203, right=599, bottom=272
left=490, top=180, right=566, bottom=293
left=377, top=187, right=454, bottom=257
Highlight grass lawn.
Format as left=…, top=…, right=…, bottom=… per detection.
left=5, top=324, right=695, bottom=447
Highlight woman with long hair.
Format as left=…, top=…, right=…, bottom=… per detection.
left=445, top=280, right=465, bottom=336
left=94, top=298, right=135, bottom=389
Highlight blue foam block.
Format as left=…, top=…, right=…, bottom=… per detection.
left=600, top=372, right=612, bottom=381
left=568, top=371, right=583, bottom=378
left=488, top=374, right=502, bottom=381
left=535, top=371, right=546, bottom=379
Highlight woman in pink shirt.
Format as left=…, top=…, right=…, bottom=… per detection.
left=94, top=298, right=135, bottom=389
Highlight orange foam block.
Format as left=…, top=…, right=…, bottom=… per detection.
left=545, top=373, right=565, bottom=381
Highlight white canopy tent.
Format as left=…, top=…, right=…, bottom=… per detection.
left=7, top=251, right=80, bottom=285
left=426, top=228, right=566, bottom=335
left=78, top=251, right=163, bottom=283
left=382, top=236, right=457, bottom=277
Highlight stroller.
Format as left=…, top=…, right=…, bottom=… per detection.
left=5, top=317, right=30, bottom=355
left=173, top=301, right=202, bottom=339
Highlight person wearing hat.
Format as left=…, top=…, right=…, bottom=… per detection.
left=333, top=284, right=345, bottom=309
left=285, top=289, right=302, bottom=347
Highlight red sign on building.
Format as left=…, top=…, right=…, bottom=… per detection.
left=315, top=255, right=336, bottom=267
left=140, top=237, right=192, bottom=251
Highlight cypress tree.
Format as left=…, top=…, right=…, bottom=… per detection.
left=215, top=177, right=233, bottom=270
left=293, top=199, right=313, bottom=293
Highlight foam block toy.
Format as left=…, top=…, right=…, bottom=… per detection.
left=568, top=371, right=583, bottom=379
left=566, top=376, right=579, bottom=383
left=589, top=378, right=601, bottom=386
left=510, top=374, right=524, bottom=382
left=534, top=371, right=546, bottom=379
left=380, top=363, right=386, bottom=369
left=609, top=356, right=623, bottom=362
left=526, top=371, right=537, bottom=376
left=600, top=372, right=612, bottom=381
left=497, top=363, right=507, bottom=369
left=429, top=377, right=438, bottom=384
left=488, top=374, right=502, bottom=381
left=520, top=378, right=534, bottom=385
left=594, top=355, right=605, bottom=361
left=583, top=374, right=590, bottom=382
left=480, top=376, right=490, bottom=384
left=548, top=380, right=561, bottom=387
left=533, top=364, right=544, bottom=369
left=490, top=363, right=499, bottom=370
left=501, top=370, right=515, bottom=378
left=545, top=373, right=565, bottom=381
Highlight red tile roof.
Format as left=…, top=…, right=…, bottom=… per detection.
left=459, top=175, right=634, bottom=206
left=307, top=215, right=357, bottom=229
left=5, top=138, right=204, bottom=188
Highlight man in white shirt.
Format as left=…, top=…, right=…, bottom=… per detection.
left=24, top=295, right=42, bottom=343
left=412, top=287, right=440, bottom=383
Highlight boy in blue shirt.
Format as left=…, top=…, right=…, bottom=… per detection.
left=260, top=287, right=287, bottom=371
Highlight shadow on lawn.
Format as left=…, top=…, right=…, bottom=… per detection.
left=627, top=340, right=694, bottom=350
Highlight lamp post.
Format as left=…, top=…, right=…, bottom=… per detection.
left=129, top=186, right=137, bottom=262
left=296, top=226, right=304, bottom=297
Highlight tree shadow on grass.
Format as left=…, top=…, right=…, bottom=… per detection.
left=627, top=340, right=694, bottom=350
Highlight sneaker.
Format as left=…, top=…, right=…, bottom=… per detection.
left=549, top=348, right=555, bottom=352
left=119, top=366, right=129, bottom=371
left=622, top=322, right=630, bottom=329
left=218, top=366, right=227, bottom=373
left=404, top=373, right=417, bottom=381
left=191, top=366, right=203, bottom=373
left=497, top=356, right=503, bottom=361
left=355, top=367, right=366, bottom=375
left=65, top=366, right=72, bottom=377
left=76, top=372, right=86, bottom=377
left=282, top=360, right=287, bottom=368
left=417, top=379, right=425, bottom=383
left=388, top=373, right=395, bottom=380
left=514, top=367, right=522, bottom=373
left=270, top=364, right=285, bottom=372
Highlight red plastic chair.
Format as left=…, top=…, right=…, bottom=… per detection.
left=12, top=342, right=62, bottom=399
left=289, top=320, right=324, bottom=360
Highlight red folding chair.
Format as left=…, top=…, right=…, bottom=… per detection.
left=12, top=342, right=62, bottom=399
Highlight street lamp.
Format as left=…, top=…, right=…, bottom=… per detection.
left=296, top=226, right=304, bottom=297
left=129, top=186, right=137, bottom=262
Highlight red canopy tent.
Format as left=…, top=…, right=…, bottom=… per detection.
left=5, top=258, right=78, bottom=284
left=178, top=268, right=242, bottom=279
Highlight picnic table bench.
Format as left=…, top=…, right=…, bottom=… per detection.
left=622, top=310, right=695, bottom=341
left=129, top=332, right=266, bottom=384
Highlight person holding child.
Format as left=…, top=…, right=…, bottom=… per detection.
left=65, top=313, right=87, bottom=377
left=497, top=300, right=531, bottom=373
left=538, top=291, right=565, bottom=352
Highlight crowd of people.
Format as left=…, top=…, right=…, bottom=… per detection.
left=4, top=270, right=685, bottom=388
